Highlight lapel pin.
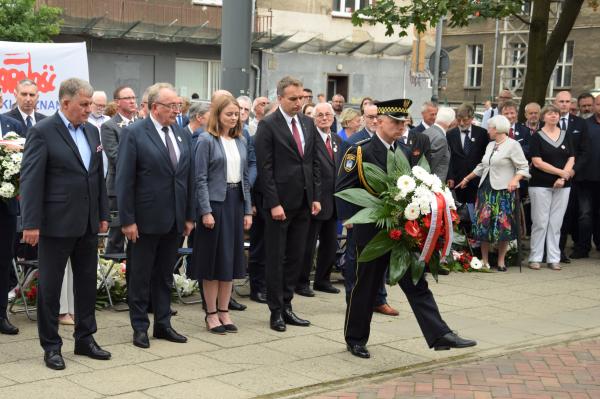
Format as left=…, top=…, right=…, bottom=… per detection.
left=471, top=137, right=476, bottom=142
left=177, top=135, right=182, bottom=142
left=561, top=144, right=566, bottom=149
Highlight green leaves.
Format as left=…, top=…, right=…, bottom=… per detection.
left=358, top=230, right=396, bottom=263
left=345, top=208, right=379, bottom=225
left=388, top=246, right=410, bottom=285
left=363, top=162, right=388, bottom=194
left=0, top=0, right=62, bottom=42
left=394, top=149, right=412, bottom=176
left=335, top=188, right=382, bottom=208
left=417, top=156, right=431, bottom=173
left=411, top=256, right=426, bottom=285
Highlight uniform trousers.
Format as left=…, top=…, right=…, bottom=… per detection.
left=37, top=232, right=98, bottom=351
left=129, top=227, right=178, bottom=332
left=574, top=181, right=600, bottom=253
left=264, top=205, right=310, bottom=313
left=344, top=248, right=450, bottom=347
left=528, top=186, right=571, bottom=264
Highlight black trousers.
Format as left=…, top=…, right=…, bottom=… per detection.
left=129, top=229, right=178, bottom=332
left=574, top=181, right=600, bottom=253
left=106, top=197, right=125, bottom=254
left=297, top=216, right=337, bottom=289
left=344, top=248, right=450, bottom=347
left=264, top=206, right=310, bottom=313
left=248, top=206, right=266, bottom=294
left=0, top=210, right=16, bottom=318
left=37, top=232, right=98, bottom=351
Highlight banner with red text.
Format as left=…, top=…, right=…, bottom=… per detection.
left=0, top=41, right=89, bottom=115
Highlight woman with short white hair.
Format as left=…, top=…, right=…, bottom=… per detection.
left=457, top=115, right=530, bottom=271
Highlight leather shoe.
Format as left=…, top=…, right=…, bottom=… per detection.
left=313, top=283, right=340, bottom=294
left=433, top=332, right=477, bottom=351
left=133, top=331, right=150, bottom=348
left=283, top=309, right=310, bottom=326
left=0, top=318, right=19, bottom=335
left=560, top=252, right=571, bottom=264
left=373, top=303, right=399, bottom=316
left=570, top=250, right=589, bottom=259
left=74, top=339, right=111, bottom=360
left=250, top=291, right=267, bottom=304
left=153, top=327, right=187, bottom=343
left=270, top=312, right=286, bottom=332
left=44, top=350, right=66, bottom=370
left=295, top=286, right=315, bottom=297
left=347, top=343, right=370, bottom=359
left=228, top=297, right=247, bottom=311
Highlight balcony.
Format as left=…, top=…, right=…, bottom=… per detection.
left=36, top=0, right=271, bottom=45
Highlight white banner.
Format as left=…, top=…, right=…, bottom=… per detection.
left=0, top=41, right=89, bottom=115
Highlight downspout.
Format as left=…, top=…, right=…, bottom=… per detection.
left=251, top=62, right=261, bottom=97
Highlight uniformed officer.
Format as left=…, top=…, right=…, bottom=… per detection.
left=336, top=99, right=476, bottom=359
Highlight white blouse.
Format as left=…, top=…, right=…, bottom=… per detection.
left=220, top=136, right=241, bottom=183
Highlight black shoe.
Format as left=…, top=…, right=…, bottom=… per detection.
left=153, top=327, right=187, bottom=343
left=44, top=350, right=66, bottom=370
left=295, top=287, right=315, bottom=297
left=217, top=309, right=238, bottom=333
left=346, top=343, right=370, bottom=359
left=171, top=308, right=178, bottom=316
left=433, top=332, right=477, bottom=351
left=228, top=297, right=247, bottom=311
left=250, top=291, right=267, bottom=304
left=282, top=309, right=310, bottom=327
left=560, top=252, right=571, bottom=264
left=74, top=339, right=111, bottom=360
left=313, top=283, right=340, bottom=294
left=270, top=312, right=286, bottom=332
left=205, top=311, right=227, bottom=335
left=437, top=268, right=450, bottom=276
left=0, top=318, right=19, bottom=335
left=570, top=251, right=589, bottom=259
left=133, top=331, right=150, bottom=348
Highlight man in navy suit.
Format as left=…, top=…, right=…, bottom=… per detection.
left=20, top=78, right=111, bottom=369
left=116, top=83, right=195, bottom=349
left=4, top=79, right=47, bottom=134
left=0, top=93, right=24, bottom=335
left=409, top=101, right=438, bottom=135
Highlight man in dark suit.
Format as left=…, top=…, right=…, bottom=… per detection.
left=446, top=103, right=489, bottom=211
left=20, top=78, right=111, bottom=370
left=500, top=100, right=531, bottom=158
left=116, top=83, right=195, bottom=349
left=0, top=109, right=24, bottom=335
left=4, top=79, right=46, bottom=134
left=340, top=103, right=399, bottom=316
left=336, top=98, right=476, bottom=359
left=553, top=91, right=591, bottom=259
left=254, top=76, right=321, bottom=332
left=409, top=101, right=438, bottom=135
left=297, top=102, right=343, bottom=295
left=101, top=85, right=138, bottom=254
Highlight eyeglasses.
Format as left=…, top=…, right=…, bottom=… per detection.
left=92, top=103, right=106, bottom=109
left=117, top=96, right=137, bottom=101
left=240, top=107, right=250, bottom=112
left=156, top=102, right=183, bottom=111
left=315, top=113, right=333, bottom=118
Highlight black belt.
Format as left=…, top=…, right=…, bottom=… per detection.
left=227, top=182, right=241, bottom=189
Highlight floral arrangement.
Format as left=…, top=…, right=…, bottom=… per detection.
left=13, top=270, right=39, bottom=305
left=336, top=150, right=476, bottom=284
left=446, top=250, right=490, bottom=272
left=173, top=272, right=198, bottom=297
left=0, top=132, right=24, bottom=199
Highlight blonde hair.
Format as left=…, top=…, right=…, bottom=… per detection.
left=340, top=108, right=361, bottom=127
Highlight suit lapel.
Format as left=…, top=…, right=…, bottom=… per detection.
left=82, top=122, right=98, bottom=170
left=53, top=114, right=87, bottom=171
left=144, top=118, right=173, bottom=169
left=316, top=134, right=334, bottom=166
left=275, top=110, right=302, bottom=159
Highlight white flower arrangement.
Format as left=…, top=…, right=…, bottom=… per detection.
left=404, top=203, right=421, bottom=220
left=0, top=132, right=23, bottom=199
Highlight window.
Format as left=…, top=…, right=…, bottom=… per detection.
left=332, top=0, right=371, bottom=16
left=465, top=45, right=483, bottom=88
left=507, top=42, right=527, bottom=90
left=554, top=41, right=574, bottom=88
left=175, top=59, right=221, bottom=100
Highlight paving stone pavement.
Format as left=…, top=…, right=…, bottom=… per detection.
left=1, top=252, right=599, bottom=398
left=305, top=338, right=600, bottom=399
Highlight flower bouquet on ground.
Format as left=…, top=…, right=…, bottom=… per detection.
left=0, top=132, right=24, bottom=200
left=335, top=149, right=482, bottom=284
left=96, top=258, right=127, bottom=309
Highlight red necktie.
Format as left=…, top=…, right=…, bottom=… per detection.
left=291, top=118, right=304, bottom=157
left=325, top=136, right=333, bottom=160
left=509, top=127, right=514, bottom=139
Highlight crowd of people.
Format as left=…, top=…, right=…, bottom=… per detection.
left=0, top=75, right=598, bottom=367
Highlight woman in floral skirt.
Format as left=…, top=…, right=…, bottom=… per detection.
left=457, top=115, right=530, bottom=271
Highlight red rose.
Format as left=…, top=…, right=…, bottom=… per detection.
left=404, top=220, right=421, bottom=238
left=388, top=229, right=402, bottom=241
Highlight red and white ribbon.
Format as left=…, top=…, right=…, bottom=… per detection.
left=419, top=192, right=453, bottom=263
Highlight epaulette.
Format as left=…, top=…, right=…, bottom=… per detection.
left=354, top=137, right=372, bottom=146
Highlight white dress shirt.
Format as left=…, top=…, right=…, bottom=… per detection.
left=19, top=107, right=36, bottom=126
left=88, top=114, right=111, bottom=130
left=149, top=114, right=181, bottom=161
left=220, top=136, right=241, bottom=183
left=279, top=107, right=305, bottom=152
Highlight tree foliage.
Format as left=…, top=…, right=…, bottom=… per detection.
left=0, top=0, right=62, bottom=42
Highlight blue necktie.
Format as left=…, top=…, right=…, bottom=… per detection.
left=177, top=115, right=183, bottom=127
left=26, top=115, right=32, bottom=129
left=462, top=130, right=471, bottom=154
left=561, top=117, right=567, bottom=131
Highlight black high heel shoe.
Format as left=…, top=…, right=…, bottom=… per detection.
left=218, top=309, right=238, bottom=333
left=205, top=311, right=226, bottom=335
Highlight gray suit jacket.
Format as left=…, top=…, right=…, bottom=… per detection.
left=101, top=114, right=127, bottom=196
left=422, top=124, right=450, bottom=181
left=195, top=132, right=252, bottom=217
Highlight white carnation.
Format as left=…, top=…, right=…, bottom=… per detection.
left=0, top=182, right=15, bottom=198
left=419, top=199, right=431, bottom=215
left=470, top=257, right=483, bottom=270
left=396, top=175, right=416, bottom=193
left=404, top=203, right=420, bottom=220
left=413, top=185, right=432, bottom=201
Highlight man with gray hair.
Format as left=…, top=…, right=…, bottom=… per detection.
left=20, top=77, right=111, bottom=370
left=482, top=89, right=513, bottom=129
left=185, top=101, right=210, bottom=141
left=88, top=91, right=110, bottom=128
left=249, top=96, right=269, bottom=135
left=5, top=79, right=47, bottom=134
left=410, top=101, right=438, bottom=134
left=422, top=106, right=455, bottom=181
left=237, top=95, right=252, bottom=127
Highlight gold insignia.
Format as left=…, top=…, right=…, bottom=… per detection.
left=356, top=146, right=377, bottom=195
left=343, top=153, right=356, bottom=172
